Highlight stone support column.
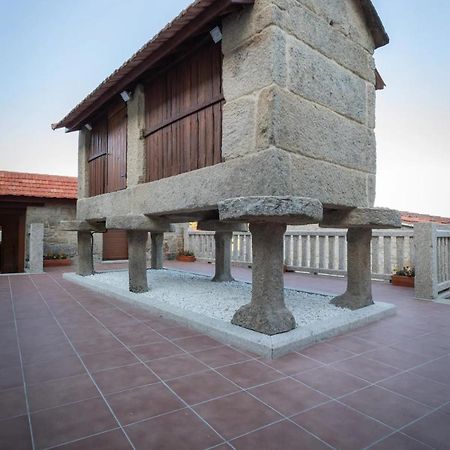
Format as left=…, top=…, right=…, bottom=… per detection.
left=232, top=222, right=296, bottom=335
left=78, top=129, right=90, bottom=199
left=127, top=230, right=149, bottom=293
left=331, top=227, right=373, bottom=310
left=77, top=231, right=94, bottom=276
left=127, top=84, right=146, bottom=187
left=151, top=232, right=164, bottom=270
left=29, top=223, right=44, bottom=274
left=414, top=223, right=438, bottom=300
left=213, top=231, right=234, bottom=282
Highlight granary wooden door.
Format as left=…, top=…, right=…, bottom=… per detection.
left=88, top=118, right=108, bottom=197
left=144, top=40, right=223, bottom=182
left=106, top=106, right=127, bottom=193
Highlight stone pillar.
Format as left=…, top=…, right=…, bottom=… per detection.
left=128, top=230, right=148, bottom=293
left=232, top=222, right=295, bottom=335
left=127, top=84, right=146, bottom=187
left=332, top=227, right=373, bottom=310
left=213, top=231, right=234, bottom=282
left=414, top=223, right=438, bottom=300
left=29, top=223, right=44, bottom=273
left=151, top=232, right=164, bottom=270
left=78, top=129, right=90, bottom=199
left=77, top=231, right=94, bottom=276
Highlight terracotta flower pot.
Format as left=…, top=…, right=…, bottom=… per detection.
left=391, top=275, right=414, bottom=288
left=44, top=259, right=72, bottom=267
left=176, top=255, right=196, bottom=262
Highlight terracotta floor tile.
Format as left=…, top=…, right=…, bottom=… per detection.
left=340, top=385, right=431, bottom=428
left=132, top=341, right=184, bottom=362
left=403, top=411, right=450, bottom=450
left=106, top=383, right=184, bottom=425
left=294, top=366, right=369, bottom=398
left=24, top=354, right=85, bottom=385
left=230, top=420, right=330, bottom=450
left=158, top=325, right=201, bottom=340
left=378, top=372, right=450, bottom=407
left=217, top=360, right=284, bottom=389
left=175, top=335, right=222, bottom=353
left=53, top=429, right=132, bottom=449
left=31, top=397, right=116, bottom=449
left=110, top=323, right=163, bottom=347
left=325, top=335, right=380, bottom=354
left=73, top=336, right=124, bottom=355
left=263, top=352, right=323, bottom=375
left=331, top=355, right=401, bottom=383
left=0, top=365, right=23, bottom=391
left=363, top=346, right=432, bottom=370
left=193, top=346, right=252, bottom=368
left=0, top=415, right=32, bottom=450
left=81, top=348, right=138, bottom=373
left=194, top=391, right=282, bottom=440
left=168, top=370, right=239, bottom=405
left=147, top=353, right=209, bottom=380
left=299, top=342, right=356, bottom=364
left=27, top=373, right=98, bottom=412
left=126, top=409, right=222, bottom=450
left=92, top=363, right=158, bottom=395
left=412, top=356, right=450, bottom=386
left=369, top=432, right=431, bottom=450
left=0, top=387, right=26, bottom=420
left=249, top=378, right=329, bottom=416
left=21, top=341, right=75, bottom=366
left=292, top=401, right=391, bottom=450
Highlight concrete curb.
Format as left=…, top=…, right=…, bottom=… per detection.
left=63, top=272, right=396, bottom=359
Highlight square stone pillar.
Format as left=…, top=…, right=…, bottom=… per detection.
left=414, top=223, right=439, bottom=300
left=151, top=232, right=164, bottom=270
left=78, top=129, right=90, bottom=199
left=127, top=84, right=146, bottom=187
left=29, top=223, right=44, bottom=274
left=232, top=223, right=296, bottom=335
left=213, top=231, right=234, bottom=282
left=128, top=230, right=149, bottom=293
left=331, top=227, right=373, bottom=310
left=77, top=231, right=94, bottom=276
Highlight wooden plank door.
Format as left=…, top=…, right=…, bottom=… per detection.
left=106, top=107, right=127, bottom=193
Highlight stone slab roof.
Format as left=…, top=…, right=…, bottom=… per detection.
left=0, top=171, right=77, bottom=200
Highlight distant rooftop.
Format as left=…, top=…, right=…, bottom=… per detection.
left=401, top=211, right=450, bottom=225
left=0, top=171, right=77, bottom=200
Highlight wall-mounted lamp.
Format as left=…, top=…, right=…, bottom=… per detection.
left=210, top=26, right=222, bottom=44
left=85, top=123, right=93, bottom=131
left=120, top=91, right=131, bottom=102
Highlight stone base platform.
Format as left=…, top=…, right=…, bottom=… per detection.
left=63, top=270, right=396, bottom=359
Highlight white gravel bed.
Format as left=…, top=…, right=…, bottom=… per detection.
left=90, top=269, right=351, bottom=327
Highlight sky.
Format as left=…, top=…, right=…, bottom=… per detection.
left=0, top=0, right=449, bottom=216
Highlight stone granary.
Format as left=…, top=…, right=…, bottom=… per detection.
left=54, top=0, right=400, bottom=335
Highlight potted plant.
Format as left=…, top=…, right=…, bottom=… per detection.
left=176, top=250, right=196, bottom=262
left=43, top=253, right=72, bottom=267
left=391, top=266, right=415, bottom=288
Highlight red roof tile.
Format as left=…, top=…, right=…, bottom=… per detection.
left=401, top=211, right=450, bottom=225
left=0, top=171, right=77, bottom=200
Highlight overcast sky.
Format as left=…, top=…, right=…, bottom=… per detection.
left=0, top=0, right=449, bottom=216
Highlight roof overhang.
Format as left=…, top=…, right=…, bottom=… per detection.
left=52, top=0, right=254, bottom=132
left=53, top=0, right=388, bottom=133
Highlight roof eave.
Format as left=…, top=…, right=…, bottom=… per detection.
left=53, top=0, right=254, bottom=133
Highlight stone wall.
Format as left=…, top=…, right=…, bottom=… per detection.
left=222, top=0, right=378, bottom=208
left=25, top=199, right=94, bottom=262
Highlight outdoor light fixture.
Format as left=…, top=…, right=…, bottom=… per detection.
left=84, top=123, right=92, bottom=131
left=210, top=26, right=222, bottom=43
left=120, top=91, right=131, bottom=102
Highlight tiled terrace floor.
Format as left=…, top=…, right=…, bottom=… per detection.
left=1, top=262, right=449, bottom=449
